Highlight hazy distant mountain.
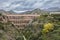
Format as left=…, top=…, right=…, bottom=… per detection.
left=7, top=10, right=16, bottom=14
left=21, top=8, right=49, bottom=14
left=0, top=10, right=8, bottom=14
left=0, top=9, right=49, bottom=15
left=0, top=9, right=16, bottom=14
left=46, top=7, right=60, bottom=12
left=31, top=8, right=49, bottom=14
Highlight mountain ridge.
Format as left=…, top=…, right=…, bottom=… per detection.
left=0, top=8, right=60, bottom=14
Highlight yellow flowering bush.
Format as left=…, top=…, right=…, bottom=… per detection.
left=42, top=29, right=49, bottom=34
left=42, top=23, right=54, bottom=34
left=44, top=23, right=54, bottom=30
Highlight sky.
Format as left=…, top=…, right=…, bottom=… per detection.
left=0, top=0, right=60, bottom=12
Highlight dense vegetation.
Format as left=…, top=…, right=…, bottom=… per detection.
left=0, top=13, right=60, bottom=40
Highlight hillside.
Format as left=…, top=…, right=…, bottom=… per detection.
left=0, top=13, right=60, bottom=40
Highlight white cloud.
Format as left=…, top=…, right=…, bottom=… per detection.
left=9, top=4, right=21, bottom=9
left=0, top=0, right=60, bottom=12
left=13, top=10, right=28, bottom=13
